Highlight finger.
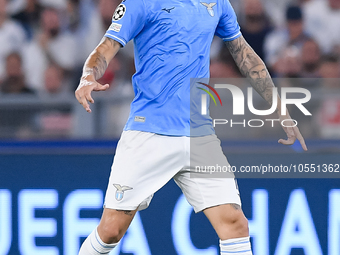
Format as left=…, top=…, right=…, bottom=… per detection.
left=84, top=99, right=91, bottom=113
left=292, top=126, right=308, bottom=151
left=75, top=91, right=81, bottom=103
left=284, top=125, right=295, bottom=137
left=278, top=137, right=296, bottom=145
left=295, top=129, right=308, bottom=151
left=94, top=83, right=110, bottom=91
left=79, top=95, right=91, bottom=113
left=297, top=136, right=308, bottom=151
left=85, top=103, right=92, bottom=113
left=86, top=94, right=95, bottom=104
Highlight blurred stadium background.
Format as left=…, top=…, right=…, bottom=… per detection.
left=0, top=0, right=339, bottom=254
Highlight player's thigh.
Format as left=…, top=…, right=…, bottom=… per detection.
left=190, top=134, right=234, bottom=178
left=174, top=134, right=241, bottom=213
left=105, top=130, right=186, bottom=211
left=97, top=207, right=138, bottom=243
left=174, top=170, right=241, bottom=213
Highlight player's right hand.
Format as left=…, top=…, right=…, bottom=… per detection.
left=278, top=114, right=308, bottom=151
left=75, top=76, right=110, bottom=113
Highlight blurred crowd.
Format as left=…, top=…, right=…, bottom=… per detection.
left=211, top=0, right=340, bottom=80
left=0, top=0, right=134, bottom=96
left=0, top=0, right=339, bottom=139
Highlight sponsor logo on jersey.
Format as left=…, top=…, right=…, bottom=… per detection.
left=109, top=23, right=122, bottom=32
left=112, top=4, right=126, bottom=21
left=201, top=2, right=216, bottom=17
left=134, top=116, right=146, bottom=123
left=113, top=184, right=133, bottom=201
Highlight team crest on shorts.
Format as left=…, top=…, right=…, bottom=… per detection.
left=112, top=4, right=126, bottom=21
left=113, top=184, right=133, bottom=201
left=201, top=2, right=216, bottom=17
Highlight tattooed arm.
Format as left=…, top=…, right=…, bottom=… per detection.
left=225, top=36, right=275, bottom=106
left=75, top=37, right=121, bottom=113
left=225, top=36, right=307, bottom=151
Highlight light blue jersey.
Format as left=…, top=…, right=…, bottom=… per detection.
left=105, top=0, right=241, bottom=136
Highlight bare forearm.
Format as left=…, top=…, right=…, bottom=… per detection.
left=225, top=37, right=307, bottom=150
left=82, top=37, right=121, bottom=81
left=83, top=51, right=107, bottom=80
left=225, top=36, right=278, bottom=110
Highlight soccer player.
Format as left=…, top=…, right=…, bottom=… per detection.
left=75, top=0, right=307, bottom=254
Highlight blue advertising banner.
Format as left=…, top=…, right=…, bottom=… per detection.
left=0, top=141, right=339, bottom=255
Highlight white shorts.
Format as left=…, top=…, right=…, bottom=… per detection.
left=104, top=130, right=241, bottom=213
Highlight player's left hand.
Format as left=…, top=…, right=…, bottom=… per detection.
left=75, top=76, right=109, bottom=113
left=278, top=115, right=308, bottom=151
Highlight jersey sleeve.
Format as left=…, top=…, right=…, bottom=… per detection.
left=215, top=0, right=242, bottom=41
left=104, top=0, right=147, bottom=47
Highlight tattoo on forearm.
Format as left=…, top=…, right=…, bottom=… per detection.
left=225, top=36, right=275, bottom=107
left=116, top=210, right=134, bottom=216
left=93, top=54, right=108, bottom=80
left=230, top=203, right=241, bottom=210
left=82, top=37, right=119, bottom=81
left=106, top=37, right=118, bottom=48
left=82, top=53, right=107, bottom=81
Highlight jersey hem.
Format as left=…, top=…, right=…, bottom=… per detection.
left=104, top=33, right=127, bottom=47
left=222, top=31, right=242, bottom=41
left=123, top=127, right=215, bottom=137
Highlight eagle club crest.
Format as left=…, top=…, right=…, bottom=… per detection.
left=201, top=2, right=217, bottom=17
left=113, top=184, right=133, bottom=201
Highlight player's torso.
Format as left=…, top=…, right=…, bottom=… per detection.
left=146, top=0, right=221, bottom=33
left=124, top=0, right=226, bottom=136
left=106, top=0, right=239, bottom=136
left=134, top=0, right=222, bottom=62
